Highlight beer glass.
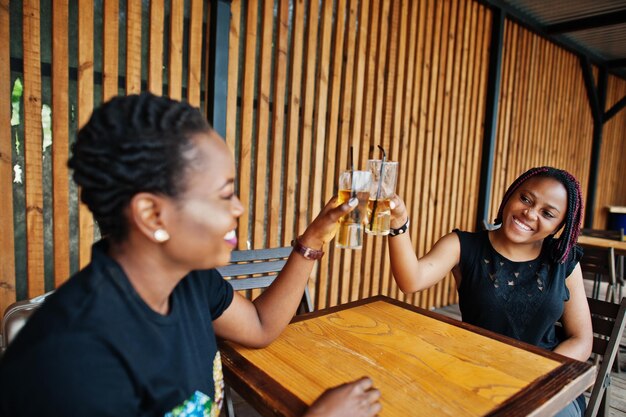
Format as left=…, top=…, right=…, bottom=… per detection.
left=336, top=170, right=372, bottom=249
left=365, top=160, right=398, bottom=236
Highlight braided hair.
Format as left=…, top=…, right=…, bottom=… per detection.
left=68, top=93, right=211, bottom=242
left=493, top=166, right=584, bottom=264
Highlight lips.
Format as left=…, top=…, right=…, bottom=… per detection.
left=512, top=216, right=532, bottom=232
left=224, top=229, right=237, bottom=247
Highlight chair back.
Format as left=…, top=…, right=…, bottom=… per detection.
left=585, top=297, right=626, bottom=417
left=216, top=247, right=313, bottom=314
left=1, top=291, right=54, bottom=354
left=579, top=246, right=617, bottom=302
left=581, top=228, right=625, bottom=241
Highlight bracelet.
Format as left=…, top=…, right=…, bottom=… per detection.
left=291, top=236, right=324, bottom=260
left=389, top=218, right=410, bottom=237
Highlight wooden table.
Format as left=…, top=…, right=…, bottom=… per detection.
left=578, top=235, right=626, bottom=255
left=219, top=296, right=595, bottom=417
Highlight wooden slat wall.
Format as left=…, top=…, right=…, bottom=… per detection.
left=594, top=75, right=626, bottom=229
left=2, top=0, right=625, bottom=317
left=226, top=0, right=493, bottom=310
left=488, top=21, right=595, bottom=225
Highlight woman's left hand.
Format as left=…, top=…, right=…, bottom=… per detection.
left=299, top=196, right=358, bottom=250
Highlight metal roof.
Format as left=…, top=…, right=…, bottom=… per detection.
left=482, top=0, right=626, bottom=79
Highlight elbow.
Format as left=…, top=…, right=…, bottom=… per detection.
left=396, top=281, right=419, bottom=295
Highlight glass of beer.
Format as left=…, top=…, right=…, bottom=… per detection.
left=365, top=160, right=398, bottom=236
left=336, top=170, right=372, bottom=249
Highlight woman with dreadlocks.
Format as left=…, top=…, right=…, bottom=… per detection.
left=387, top=166, right=592, bottom=417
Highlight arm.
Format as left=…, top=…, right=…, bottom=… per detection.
left=553, top=264, right=593, bottom=361
left=387, top=195, right=461, bottom=294
left=213, top=197, right=355, bottom=348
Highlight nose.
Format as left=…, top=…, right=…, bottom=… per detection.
left=523, top=207, right=537, bottom=220
left=232, top=195, right=245, bottom=218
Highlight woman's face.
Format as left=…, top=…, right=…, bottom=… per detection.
left=161, top=130, right=244, bottom=269
left=500, top=176, right=568, bottom=245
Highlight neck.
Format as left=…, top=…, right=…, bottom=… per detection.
left=108, top=238, right=187, bottom=315
left=489, top=229, right=543, bottom=262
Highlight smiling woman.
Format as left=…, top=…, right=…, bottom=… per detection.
left=0, top=93, right=381, bottom=417
left=386, top=166, right=593, bottom=417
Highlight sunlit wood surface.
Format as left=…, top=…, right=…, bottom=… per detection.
left=220, top=296, right=594, bottom=417
left=578, top=236, right=626, bottom=253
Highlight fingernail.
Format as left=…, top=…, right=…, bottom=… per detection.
left=348, top=197, right=358, bottom=207
left=390, top=201, right=396, bottom=210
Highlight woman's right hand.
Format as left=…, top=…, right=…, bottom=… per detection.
left=389, top=194, right=409, bottom=229
left=303, top=377, right=381, bottom=417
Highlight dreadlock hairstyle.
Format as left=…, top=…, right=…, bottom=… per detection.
left=68, top=93, right=211, bottom=242
left=493, top=166, right=584, bottom=265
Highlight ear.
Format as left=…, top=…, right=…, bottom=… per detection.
left=128, top=192, right=170, bottom=242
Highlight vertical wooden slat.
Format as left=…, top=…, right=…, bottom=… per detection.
left=238, top=1, right=257, bottom=250
left=297, top=0, right=320, bottom=245
left=168, top=0, right=184, bottom=100
left=370, top=0, right=394, bottom=298
left=268, top=0, right=289, bottom=248
left=338, top=0, right=359, bottom=305
left=357, top=0, right=381, bottom=300
left=392, top=0, right=417, bottom=301
left=126, top=0, right=142, bottom=94
left=423, top=0, right=445, bottom=309
left=283, top=0, right=305, bottom=246
left=311, top=0, right=333, bottom=309
left=466, top=5, right=485, bottom=231
left=461, top=1, right=478, bottom=230
left=324, top=0, right=348, bottom=308
left=0, top=0, right=16, bottom=311
left=102, top=0, right=119, bottom=102
left=413, top=0, right=435, bottom=307
left=148, top=0, right=164, bottom=95
left=435, top=0, right=456, bottom=307
left=52, top=0, right=70, bottom=287
left=203, top=1, right=212, bottom=115
left=382, top=0, right=409, bottom=298
left=348, top=0, right=371, bottom=303
left=252, top=0, right=272, bottom=250
left=78, top=0, right=95, bottom=269
left=441, top=0, right=461, bottom=306
left=225, top=0, right=241, bottom=151
left=298, top=0, right=321, bottom=307
left=23, top=0, right=45, bottom=297
left=187, top=0, right=203, bottom=106
left=472, top=7, right=490, bottom=233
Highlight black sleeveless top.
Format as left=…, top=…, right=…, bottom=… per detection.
left=454, top=229, right=582, bottom=350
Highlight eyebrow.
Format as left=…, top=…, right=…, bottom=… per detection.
left=219, top=178, right=235, bottom=190
left=523, top=190, right=562, bottom=213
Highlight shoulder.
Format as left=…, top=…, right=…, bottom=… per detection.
left=182, top=269, right=234, bottom=319
left=451, top=229, right=486, bottom=247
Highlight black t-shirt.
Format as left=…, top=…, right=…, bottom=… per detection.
left=0, top=240, right=234, bottom=417
left=454, top=229, right=582, bottom=350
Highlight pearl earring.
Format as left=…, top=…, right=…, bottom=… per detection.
left=154, top=229, right=170, bottom=242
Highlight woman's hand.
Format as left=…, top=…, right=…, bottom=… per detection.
left=303, top=377, right=381, bottom=417
left=389, top=194, right=409, bottom=229
left=299, top=196, right=358, bottom=250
